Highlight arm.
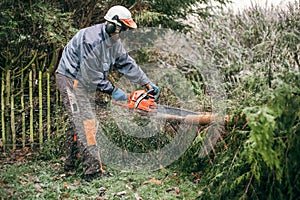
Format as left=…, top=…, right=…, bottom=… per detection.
left=115, top=53, right=151, bottom=86
left=115, top=52, right=159, bottom=94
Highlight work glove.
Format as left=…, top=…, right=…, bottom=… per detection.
left=146, top=82, right=159, bottom=95
left=112, top=88, right=128, bottom=101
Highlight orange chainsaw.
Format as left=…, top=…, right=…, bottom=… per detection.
left=113, top=89, right=225, bottom=125
left=113, top=89, right=158, bottom=113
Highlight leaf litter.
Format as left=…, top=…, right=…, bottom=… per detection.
left=0, top=153, right=199, bottom=199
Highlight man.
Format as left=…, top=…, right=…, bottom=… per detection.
left=55, top=5, right=159, bottom=181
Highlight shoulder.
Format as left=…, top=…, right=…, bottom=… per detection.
left=83, top=24, right=106, bottom=44
left=84, top=24, right=105, bottom=38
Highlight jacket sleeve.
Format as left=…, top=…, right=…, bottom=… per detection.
left=115, top=52, right=150, bottom=86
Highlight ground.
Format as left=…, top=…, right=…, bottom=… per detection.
left=0, top=148, right=202, bottom=199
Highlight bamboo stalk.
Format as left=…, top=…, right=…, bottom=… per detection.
left=11, top=92, right=16, bottom=150
left=1, top=73, right=6, bottom=150
left=38, top=71, right=43, bottom=148
left=5, top=70, right=10, bottom=107
left=29, top=71, right=34, bottom=147
left=47, top=72, right=51, bottom=141
left=21, top=71, right=26, bottom=147
left=47, top=43, right=59, bottom=75
left=13, top=50, right=38, bottom=78
left=5, top=70, right=11, bottom=147
left=56, top=85, right=60, bottom=137
left=10, top=74, right=16, bottom=149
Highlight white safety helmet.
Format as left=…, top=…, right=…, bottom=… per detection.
left=104, top=5, right=137, bottom=29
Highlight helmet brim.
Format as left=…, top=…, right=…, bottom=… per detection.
left=120, top=18, right=137, bottom=29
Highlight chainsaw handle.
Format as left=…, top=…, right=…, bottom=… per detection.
left=146, top=88, right=160, bottom=100
left=148, top=88, right=160, bottom=102
left=146, top=88, right=155, bottom=95
left=145, top=88, right=160, bottom=100
left=154, top=90, right=160, bottom=102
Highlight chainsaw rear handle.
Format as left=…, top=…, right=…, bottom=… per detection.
left=154, top=89, right=160, bottom=102
left=146, top=88, right=155, bottom=95
left=146, top=88, right=160, bottom=102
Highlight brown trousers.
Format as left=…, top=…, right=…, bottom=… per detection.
left=55, top=73, right=102, bottom=175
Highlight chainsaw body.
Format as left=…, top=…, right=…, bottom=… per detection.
left=127, top=90, right=157, bottom=112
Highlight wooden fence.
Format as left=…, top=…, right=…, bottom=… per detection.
left=0, top=69, right=66, bottom=151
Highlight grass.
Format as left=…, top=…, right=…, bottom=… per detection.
left=0, top=156, right=201, bottom=199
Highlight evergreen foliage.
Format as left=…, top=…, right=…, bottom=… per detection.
left=186, top=2, right=300, bottom=199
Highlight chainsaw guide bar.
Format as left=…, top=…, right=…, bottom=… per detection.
left=113, top=90, right=227, bottom=125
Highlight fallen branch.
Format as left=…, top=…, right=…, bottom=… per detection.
left=153, top=112, right=230, bottom=125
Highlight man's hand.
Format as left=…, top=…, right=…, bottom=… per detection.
left=146, top=82, right=159, bottom=95
left=112, top=88, right=128, bottom=101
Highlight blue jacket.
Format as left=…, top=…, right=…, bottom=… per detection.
left=57, top=23, right=150, bottom=93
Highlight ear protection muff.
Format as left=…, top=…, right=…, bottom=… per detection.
left=105, top=21, right=116, bottom=34
left=105, top=15, right=128, bottom=35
